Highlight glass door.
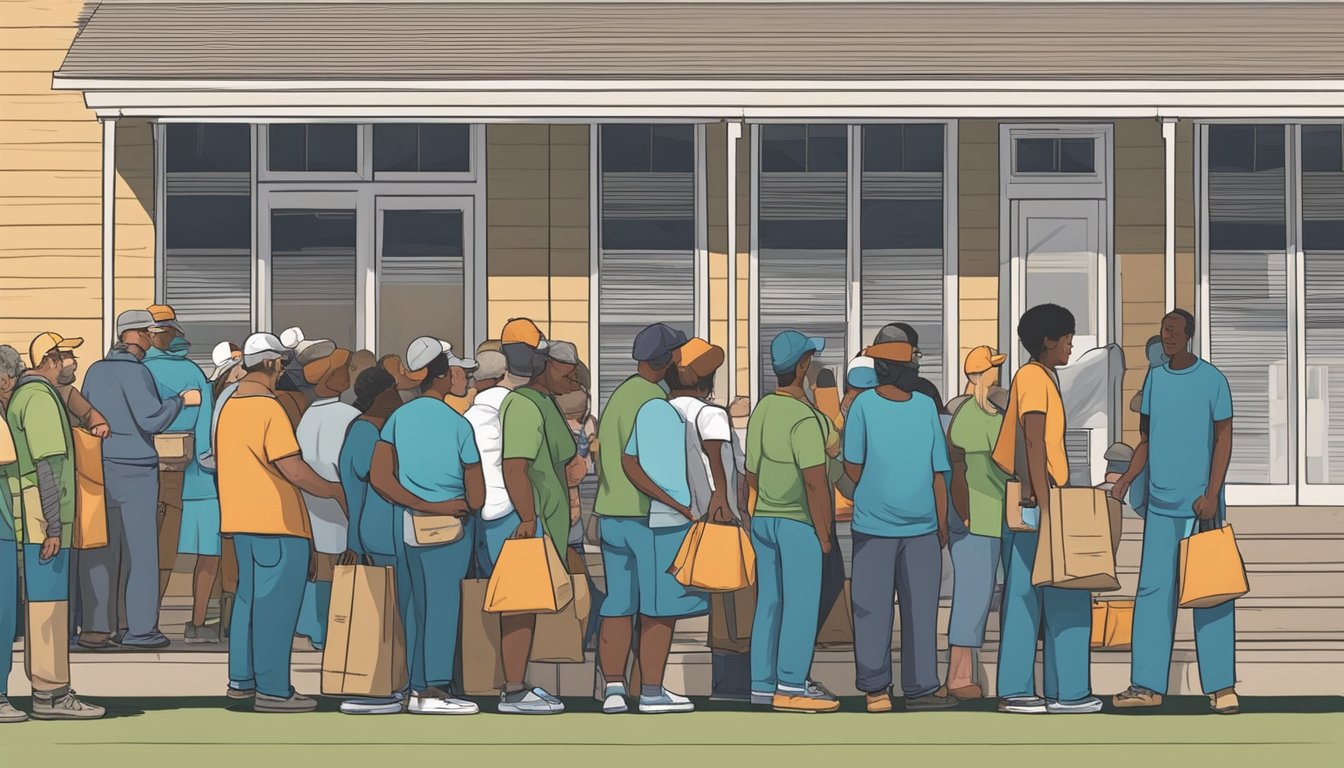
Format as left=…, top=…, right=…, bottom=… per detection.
left=374, top=196, right=473, bottom=360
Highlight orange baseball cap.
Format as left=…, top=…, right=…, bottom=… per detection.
left=964, top=346, right=1007, bottom=375
left=501, top=318, right=548, bottom=350
left=29, top=332, right=83, bottom=368
left=861, top=340, right=915, bottom=363
left=676, top=337, right=725, bottom=379
left=303, top=348, right=351, bottom=386
left=147, top=304, right=184, bottom=333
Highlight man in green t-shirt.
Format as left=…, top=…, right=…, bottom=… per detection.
left=3, top=333, right=105, bottom=720
left=743, top=330, right=839, bottom=714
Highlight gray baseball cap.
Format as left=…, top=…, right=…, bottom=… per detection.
left=116, top=309, right=162, bottom=336
left=546, top=340, right=580, bottom=365
left=474, top=350, right=506, bottom=380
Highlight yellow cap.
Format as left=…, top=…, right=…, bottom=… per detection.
left=675, top=337, right=725, bottom=379
left=28, top=332, right=83, bottom=368
left=964, top=346, right=1007, bottom=375
left=147, top=304, right=177, bottom=322
left=501, top=318, right=547, bottom=349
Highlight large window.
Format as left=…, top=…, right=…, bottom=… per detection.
left=1301, top=125, right=1344, bottom=486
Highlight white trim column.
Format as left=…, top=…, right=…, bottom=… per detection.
left=101, top=118, right=117, bottom=352
left=1162, top=117, right=1178, bottom=312
left=725, top=120, right=741, bottom=404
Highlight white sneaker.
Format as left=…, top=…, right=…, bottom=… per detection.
left=409, top=688, right=478, bottom=715
left=638, top=688, right=695, bottom=714
left=1046, top=696, right=1104, bottom=714
left=341, top=692, right=406, bottom=715
left=602, top=683, right=629, bottom=714
left=497, top=686, right=565, bottom=715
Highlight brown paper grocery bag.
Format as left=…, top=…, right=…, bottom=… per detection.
left=709, top=582, right=756, bottom=654
left=531, top=574, right=592, bottom=664
left=321, top=563, right=408, bottom=697
left=71, top=427, right=107, bottom=550
left=1032, top=487, right=1122, bottom=592
left=1090, top=598, right=1134, bottom=650
left=484, top=536, right=573, bottom=615
left=815, top=579, right=854, bottom=649
left=460, top=578, right=506, bottom=696
left=1179, top=524, right=1249, bottom=609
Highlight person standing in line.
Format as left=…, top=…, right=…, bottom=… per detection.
left=743, top=330, right=840, bottom=714
left=217, top=332, right=345, bottom=712
left=340, top=350, right=378, bottom=406
left=142, top=305, right=222, bottom=643
left=665, top=338, right=737, bottom=527
left=2, top=336, right=105, bottom=719
left=294, top=346, right=359, bottom=651
left=493, top=322, right=580, bottom=714
left=206, top=341, right=245, bottom=637
left=991, top=303, right=1102, bottom=715
left=337, top=366, right=409, bottom=716
left=1110, top=309, right=1239, bottom=715
left=79, top=310, right=198, bottom=650
left=843, top=339, right=959, bottom=713
left=944, top=346, right=1010, bottom=701
left=0, top=346, right=29, bottom=722
left=371, top=336, right=483, bottom=715
left=870, top=323, right=946, bottom=414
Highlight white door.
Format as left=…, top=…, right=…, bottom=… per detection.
left=374, top=196, right=474, bottom=360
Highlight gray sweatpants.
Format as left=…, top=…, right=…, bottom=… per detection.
left=851, top=530, right=942, bottom=697
left=78, top=462, right=163, bottom=645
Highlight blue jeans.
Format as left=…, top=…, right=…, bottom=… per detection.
left=997, top=524, right=1093, bottom=703
left=297, top=579, right=331, bottom=649
left=403, top=518, right=474, bottom=693
left=228, top=534, right=309, bottom=699
left=1131, top=514, right=1236, bottom=695
left=0, top=540, right=15, bottom=696
left=749, top=516, right=822, bottom=693
left=948, top=513, right=1002, bottom=649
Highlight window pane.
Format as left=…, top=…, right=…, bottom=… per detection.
left=166, top=196, right=250, bottom=251
left=601, top=125, right=652, bottom=172
left=1023, top=214, right=1097, bottom=339
left=164, top=253, right=251, bottom=362
left=1059, top=138, right=1095, bottom=173
left=305, top=124, right=358, bottom=172
left=1254, top=125, right=1285, bottom=172
left=1016, top=138, right=1056, bottom=173
left=860, top=199, right=943, bottom=250
left=1209, top=124, right=1286, bottom=252
left=373, top=124, right=418, bottom=172
left=270, top=209, right=357, bottom=349
left=806, top=125, right=847, bottom=172
left=761, top=125, right=806, bottom=172
left=1303, top=128, right=1344, bottom=483
left=651, top=125, right=694, bottom=173
left=166, top=124, right=250, bottom=173
left=379, top=209, right=465, bottom=358
left=1303, top=125, right=1344, bottom=173
left=1208, top=125, right=1255, bottom=173
left=268, top=124, right=306, bottom=171
left=418, top=124, right=471, bottom=172
left=902, top=124, right=944, bottom=172
left=863, top=125, right=903, bottom=172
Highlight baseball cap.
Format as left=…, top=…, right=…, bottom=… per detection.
left=546, top=340, right=580, bottom=366
left=279, top=327, right=305, bottom=350
left=303, top=348, right=351, bottom=386
left=676, top=337, right=725, bottom=379
left=295, top=338, right=338, bottom=367
left=964, top=345, right=1007, bottom=375
left=474, top=350, right=506, bottom=380
left=116, top=309, right=162, bottom=336
left=769, top=330, right=824, bottom=374
left=242, top=332, right=288, bottom=367
left=147, top=304, right=185, bottom=334
left=863, top=340, right=915, bottom=364
left=501, top=318, right=548, bottom=350
left=874, top=323, right=919, bottom=347
left=845, top=356, right=878, bottom=389
left=476, top=339, right=503, bottom=355
left=380, top=355, right=422, bottom=390
left=632, top=323, right=689, bottom=363
left=209, top=341, right=242, bottom=381
left=405, top=336, right=450, bottom=372
left=28, top=332, right=83, bottom=368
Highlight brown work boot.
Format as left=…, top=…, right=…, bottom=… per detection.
left=906, top=691, right=960, bottom=711
left=1112, top=685, right=1163, bottom=709
left=30, top=689, right=105, bottom=720
left=76, top=631, right=118, bottom=650
left=947, top=683, right=984, bottom=701
left=1210, top=688, right=1240, bottom=715
left=865, top=690, right=893, bottom=713
left=254, top=691, right=317, bottom=713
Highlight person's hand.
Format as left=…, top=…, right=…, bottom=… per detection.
left=677, top=503, right=696, bottom=522
left=1111, top=476, right=1132, bottom=503
left=337, top=549, right=359, bottom=567
left=819, top=534, right=833, bottom=556
left=307, top=546, right=318, bottom=582
left=40, top=536, right=60, bottom=561
left=180, top=389, right=201, bottom=407
left=425, top=499, right=468, bottom=517
left=89, top=421, right=111, bottom=439
left=1193, top=494, right=1218, bottom=521
left=510, top=516, right=538, bottom=539
left=937, top=523, right=949, bottom=550
left=564, top=454, right=587, bottom=487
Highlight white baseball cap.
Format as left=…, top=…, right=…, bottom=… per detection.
left=243, top=332, right=288, bottom=367
left=846, top=355, right=878, bottom=389
left=279, top=327, right=305, bottom=350
left=209, top=341, right=243, bottom=381
left=407, top=336, right=477, bottom=373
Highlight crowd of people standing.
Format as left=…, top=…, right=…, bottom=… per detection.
left=0, top=299, right=1239, bottom=721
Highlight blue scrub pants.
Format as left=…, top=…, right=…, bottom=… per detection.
left=1131, top=514, right=1236, bottom=695
left=749, top=516, right=822, bottom=694
left=403, top=517, right=474, bottom=693
left=997, top=524, right=1093, bottom=703
left=0, top=539, right=15, bottom=696
left=228, top=534, right=309, bottom=699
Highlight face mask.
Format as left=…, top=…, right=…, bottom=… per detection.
left=168, top=337, right=191, bottom=354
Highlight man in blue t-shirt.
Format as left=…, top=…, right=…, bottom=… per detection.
left=1111, top=309, right=1238, bottom=715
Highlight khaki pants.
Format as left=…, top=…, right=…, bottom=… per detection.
left=25, top=600, right=71, bottom=693
left=157, top=469, right=185, bottom=575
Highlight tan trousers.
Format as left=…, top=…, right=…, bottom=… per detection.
left=25, top=600, right=70, bottom=693
left=157, top=469, right=185, bottom=593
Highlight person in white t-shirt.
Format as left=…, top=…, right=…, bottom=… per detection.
left=665, top=338, right=737, bottom=524
left=464, top=351, right=514, bottom=536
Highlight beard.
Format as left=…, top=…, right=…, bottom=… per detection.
left=57, top=366, right=77, bottom=386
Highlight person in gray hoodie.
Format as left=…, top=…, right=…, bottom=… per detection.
left=77, top=310, right=200, bottom=650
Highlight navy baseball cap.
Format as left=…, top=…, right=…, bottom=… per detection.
left=632, top=323, right=689, bottom=363
left=770, top=330, right=824, bottom=374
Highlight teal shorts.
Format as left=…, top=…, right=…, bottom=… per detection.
left=23, top=543, right=69, bottom=602
left=179, top=497, right=222, bottom=557
left=598, top=516, right=707, bottom=620
left=474, top=510, right=521, bottom=577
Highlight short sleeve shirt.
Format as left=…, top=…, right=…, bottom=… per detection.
left=1140, top=358, right=1233, bottom=518
left=217, top=395, right=310, bottom=538
left=949, top=401, right=1009, bottom=538
left=843, top=390, right=951, bottom=538
left=499, top=388, right=571, bottom=548
left=380, top=396, right=480, bottom=504
left=669, top=397, right=735, bottom=517
left=1, top=407, right=17, bottom=541
left=595, top=375, right=666, bottom=517
left=626, top=398, right=691, bottom=527
left=6, top=378, right=76, bottom=544
left=340, top=418, right=397, bottom=557
left=992, top=362, right=1069, bottom=488
left=744, top=393, right=829, bottom=524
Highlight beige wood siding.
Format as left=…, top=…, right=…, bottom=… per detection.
left=957, top=119, right=1001, bottom=378
left=485, top=124, right=590, bottom=361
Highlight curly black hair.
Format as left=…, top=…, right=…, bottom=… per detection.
left=354, top=365, right=397, bottom=412
left=1017, top=303, right=1076, bottom=360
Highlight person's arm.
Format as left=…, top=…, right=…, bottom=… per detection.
left=621, top=453, right=692, bottom=520
left=193, top=372, right=215, bottom=464
left=702, top=438, right=734, bottom=523
left=127, top=366, right=187, bottom=434
left=949, top=447, right=972, bottom=527
left=501, top=458, right=539, bottom=537
left=62, top=387, right=109, bottom=437
left=342, top=436, right=369, bottom=556
left=1020, top=412, right=1051, bottom=529
left=34, top=455, right=64, bottom=559
left=275, top=455, right=342, bottom=502
left=841, top=394, right=865, bottom=485
left=464, top=462, right=486, bottom=512
left=1113, top=378, right=1154, bottom=503
left=801, top=464, right=834, bottom=555
left=933, top=471, right=949, bottom=549
left=1195, top=418, right=1233, bottom=521
left=370, top=441, right=466, bottom=517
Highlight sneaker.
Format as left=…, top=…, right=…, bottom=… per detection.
left=906, top=692, right=960, bottom=711
left=497, top=687, right=565, bottom=715
left=409, top=688, right=478, bottom=715
left=772, top=688, right=840, bottom=714
left=77, top=631, right=119, bottom=651
left=602, top=682, right=629, bottom=714
left=865, top=690, right=893, bottom=713
left=638, top=688, right=694, bottom=714
left=31, top=689, right=105, bottom=720
left=0, top=695, right=28, bottom=723
left=1046, top=696, right=1104, bottom=714
left=225, top=686, right=255, bottom=700
left=947, top=684, right=984, bottom=701
left=184, top=623, right=221, bottom=645
left=253, top=691, right=317, bottom=713
left=118, top=632, right=171, bottom=650
left=1210, top=688, right=1240, bottom=715
left=341, top=693, right=406, bottom=715
left=997, top=696, right=1048, bottom=714
left=750, top=691, right=774, bottom=707
left=1112, top=685, right=1162, bottom=709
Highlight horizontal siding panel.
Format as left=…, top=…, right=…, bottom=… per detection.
left=0, top=252, right=101, bottom=279
left=0, top=120, right=102, bottom=144
left=0, top=276, right=100, bottom=318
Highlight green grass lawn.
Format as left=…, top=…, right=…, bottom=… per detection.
left=4, top=697, right=1341, bottom=767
